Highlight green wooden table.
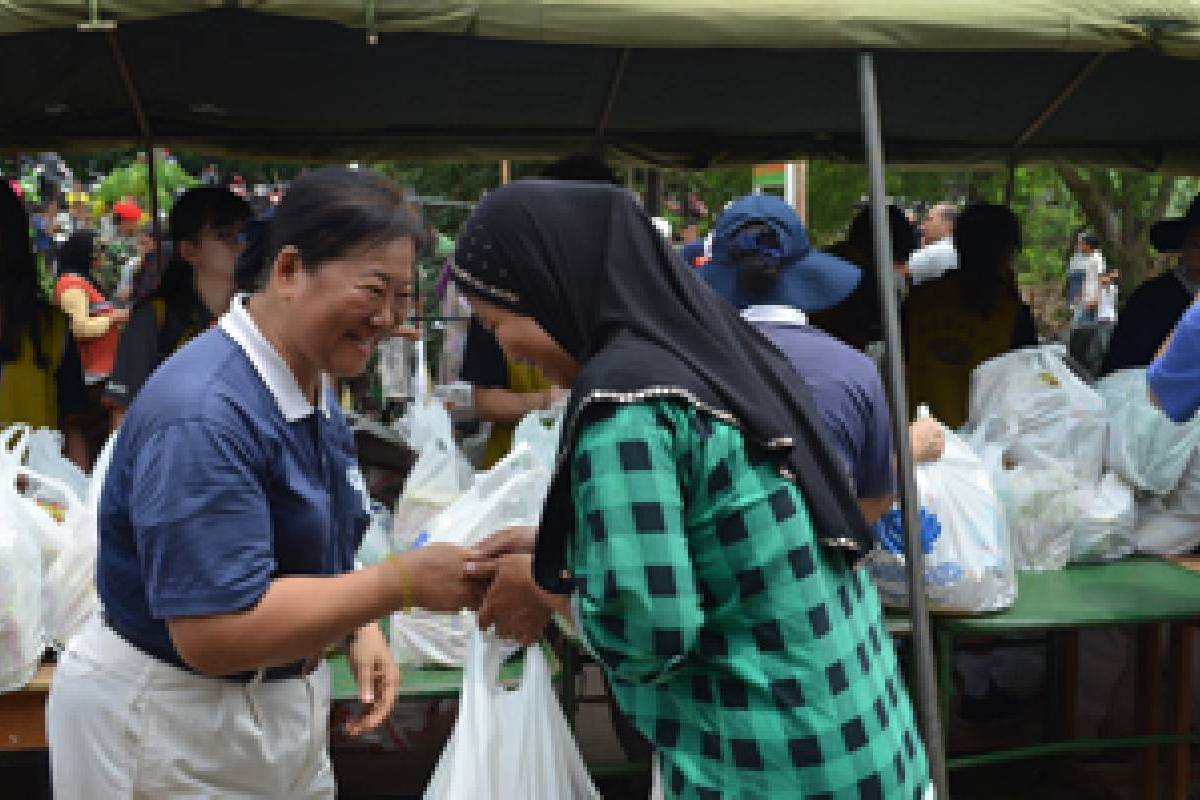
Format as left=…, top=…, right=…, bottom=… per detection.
left=327, top=648, right=555, bottom=702
left=930, top=557, right=1200, bottom=800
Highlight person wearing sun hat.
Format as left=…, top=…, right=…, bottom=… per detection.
left=700, top=193, right=944, bottom=525
left=1101, top=194, right=1200, bottom=375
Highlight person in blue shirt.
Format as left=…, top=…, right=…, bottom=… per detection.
left=700, top=194, right=944, bottom=524
left=47, top=167, right=487, bottom=799
left=1149, top=297, right=1200, bottom=423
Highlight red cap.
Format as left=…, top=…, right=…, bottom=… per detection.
left=113, top=199, right=142, bottom=222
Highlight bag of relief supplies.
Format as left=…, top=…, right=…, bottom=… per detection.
left=390, top=429, right=557, bottom=667
left=0, top=426, right=45, bottom=692
left=424, top=628, right=600, bottom=800
left=1068, top=472, right=1137, bottom=564
left=967, top=345, right=1107, bottom=487
left=37, top=430, right=120, bottom=650
left=392, top=399, right=473, bottom=552
left=1097, top=369, right=1200, bottom=496
left=865, top=416, right=1015, bottom=613
left=1131, top=447, right=1200, bottom=555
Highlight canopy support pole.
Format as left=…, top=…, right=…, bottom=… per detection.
left=105, top=30, right=162, bottom=273
left=857, top=51, right=948, bottom=797
left=1004, top=153, right=1018, bottom=206
left=592, top=48, right=631, bottom=151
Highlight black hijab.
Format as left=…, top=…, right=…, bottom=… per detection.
left=452, top=180, right=871, bottom=593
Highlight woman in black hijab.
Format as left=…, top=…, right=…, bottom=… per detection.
left=460, top=180, right=930, bottom=799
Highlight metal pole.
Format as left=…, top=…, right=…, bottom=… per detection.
left=146, top=144, right=161, bottom=250
left=857, top=51, right=948, bottom=796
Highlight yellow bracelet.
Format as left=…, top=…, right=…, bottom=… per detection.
left=388, top=553, right=413, bottom=614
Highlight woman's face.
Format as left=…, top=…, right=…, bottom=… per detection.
left=470, top=296, right=579, bottom=386
left=284, top=237, right=416, bottom=378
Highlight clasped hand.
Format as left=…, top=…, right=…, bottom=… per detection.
left=463, top=526, right=559, bottom=646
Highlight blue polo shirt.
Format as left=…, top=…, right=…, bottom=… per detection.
left=1148, top=300, right=1200, bottom=424
left=97, top=295, right=370, bottom=672
left=743, top=305, right=896, bottom=499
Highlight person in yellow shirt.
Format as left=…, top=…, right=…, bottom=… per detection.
left=0, top=183, right=88, bottom=468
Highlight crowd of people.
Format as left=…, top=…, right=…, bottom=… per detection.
left=4, top=151, right=1200, bottom=799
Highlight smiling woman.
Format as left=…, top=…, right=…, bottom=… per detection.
left=47, top=167, right=488, bottom=800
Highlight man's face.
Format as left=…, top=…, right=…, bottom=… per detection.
left=117, top=218, right=140, bottom=237
left=921, top=205, right=953, bottom=244
left=1181, top=225, right=1200, bottom=276
left=179, top=220, right=247, bottom=283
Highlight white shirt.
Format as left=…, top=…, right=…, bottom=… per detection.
left=1098, top=283, right=1118, bottom=322
left=219, top=293, right=332, bottom=421
left=907, top=236, right=958, bottom=285
left=740, top=304, right=808, bottom=326
left=1076, top=251, right=1106, bottom=307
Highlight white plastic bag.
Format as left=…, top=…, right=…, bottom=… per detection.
left=968, top=345, right=1107, bottom=486
left=391, top=442, right=549, bottom=667
left=0, top=426, right=45, bottom=692
left=424, top=628, right=600, bottom=800
left=512, top=405, right=565, bottom=473
left=865, top=420, right=1015, bottom=613
left=1097, top=369, right=1200, bottom=495
left=24, top=428, right=88, bottom=502
left=997, top=465, right=1077, bottom=571
left=1133, top=448, right=1200, bottom=555
left=392, top=399, right=473, bottom=552
left=1068, top=472, right=1137, bottom=564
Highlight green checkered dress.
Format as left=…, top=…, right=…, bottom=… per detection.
left=568, top=399, right=929, bottom=800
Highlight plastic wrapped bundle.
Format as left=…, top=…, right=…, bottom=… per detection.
left=1097, top=369, right=1200, bottom=496
left=968, top=345, right=1107, bottom=487
left=1068, top=472, right=1137, bottom=564
left=865, top=420, right=1015, bottom=614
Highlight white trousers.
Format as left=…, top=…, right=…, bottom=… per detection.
left=47, top=615, right=335, bottom=799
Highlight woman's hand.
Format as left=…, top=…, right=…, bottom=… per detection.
left=470, top=526, right=538, bottom=560
left=476, top=553, right=554, bottom=646
left=342, top=623, right=399, bottom=737
left=400, top=543, right=492, bottom=613
left=909, top=417, right=946, bottom=463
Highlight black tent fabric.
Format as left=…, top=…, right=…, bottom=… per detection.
left=4, top=9, right=1200, bottom=167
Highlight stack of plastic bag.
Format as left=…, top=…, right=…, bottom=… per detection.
left=391, top=406, right=563, bottom=667
left=392, top=399, right=474, bottom=552
left=1096, top=369, right=1200, bottom=555
left=0, top=426, right=45, bottom=692
left=965, top=346, right=1135, bottom=568
left=424, top=627, right=600, bottom=800
left=968, top=345, right=1107, bottom=485
left=864, top=415, right=1016, bottom=614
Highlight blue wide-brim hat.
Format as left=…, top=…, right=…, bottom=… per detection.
left=700, top=194, right=861, bottom=313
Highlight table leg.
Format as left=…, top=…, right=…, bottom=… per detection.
left=1057, top=630, right=1079, bottom=741
left=1169, top=623, right=1194, bottom=800
left=1137, top=623, right=1165, bottom=800
left=936, top=628, right=953, bottom=755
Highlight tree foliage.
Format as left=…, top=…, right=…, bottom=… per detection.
left=96, top=154, right=197, bottom=211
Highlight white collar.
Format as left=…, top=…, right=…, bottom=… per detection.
left=219, top=294, right=331, bottom=421
left=740, top=304, right=808, bottom=326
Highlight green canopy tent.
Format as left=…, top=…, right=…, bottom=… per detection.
left=8, top=3, right=1200, bottom=794
left=3, top=2, right=1200, bottom=167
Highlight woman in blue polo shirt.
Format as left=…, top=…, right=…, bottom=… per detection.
left=47, top=168, right=485, bottom=799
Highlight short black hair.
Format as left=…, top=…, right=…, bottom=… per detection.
left=265, top=166, right=425, bottom=276
left=1080, top=232, right=1101, bottom=249
left=168, top=187, right=252, bottom=244
left=540, top=154, right=620, bottom=185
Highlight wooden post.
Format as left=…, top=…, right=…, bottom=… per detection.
left=500, top=160, right=511, bottom=185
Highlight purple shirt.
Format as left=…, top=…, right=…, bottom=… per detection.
left=745, top=306, right=896, bottom=498
left=1148, top=300, right=1200, bottom=423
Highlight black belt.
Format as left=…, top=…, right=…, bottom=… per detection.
left=103, top=614, right=316, bottom=683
